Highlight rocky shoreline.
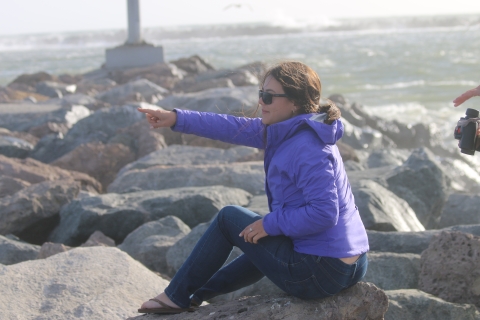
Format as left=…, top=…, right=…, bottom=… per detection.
left=1, top=55, right=480, bottom=319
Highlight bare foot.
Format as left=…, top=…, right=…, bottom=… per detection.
left=140, top=292, right=180, bottom=310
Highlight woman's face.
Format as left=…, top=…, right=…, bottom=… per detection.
left=260, top=75, right=296, bottom=125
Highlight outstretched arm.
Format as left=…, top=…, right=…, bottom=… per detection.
left=453, top=85, right=480, bottom=107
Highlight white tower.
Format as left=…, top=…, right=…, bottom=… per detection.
left=105, top=0, right=164, bottom=70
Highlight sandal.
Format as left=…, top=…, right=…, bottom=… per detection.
left=138, top=298, right=195, bottom=314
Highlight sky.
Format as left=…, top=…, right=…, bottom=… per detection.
left=1, top=0, right=480, bottom=35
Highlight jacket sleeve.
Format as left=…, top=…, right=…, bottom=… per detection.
left=172, top=109, right=265, bottom=149
left=263, top=140, right=339, bottom=237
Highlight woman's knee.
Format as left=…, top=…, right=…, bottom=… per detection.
left=216, top=205, right=260, bottom=226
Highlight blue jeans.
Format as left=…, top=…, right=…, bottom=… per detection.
left=164, top=205, right=368, bottom=308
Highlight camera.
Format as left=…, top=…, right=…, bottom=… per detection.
left=454, top=108, right=480, bottom=155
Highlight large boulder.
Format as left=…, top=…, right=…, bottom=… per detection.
left=0, top=247, right=169, bottom=320
left=438, top=193, right=480, bottom=228
left=157, top=86, right=258, bottom=115
left=96, top=79, right=168, bottom=105
left=419, top=231, right=480, bottom=308
left=36, top=81, right=76, bottom=98
left=51, top=142, right=136, bottom=190
left=366, top=148, right=410, bottom=168
left=0, top=179, right=80, bottom=244
left=0, top=235, right=40, bottom=265
left=118, top=216, right=191, bottom=276
left=0, top=154, right=102, bottom=193
left=0, top=136, right=34, bottom=158
left=30, top=104, right=145, bottom=163
left=363, top=252, right=421, bottom=290
left=117, top=145, right=259, bottom=177
left=127, top=282, right=389, bottom=320
left=49, top=186, right=251, bottom=246
left=339, top=118, right=384, bottom=150
left=108, top=161, right=265, bottom=195
left=0, top=176, right=30, bottom=198
left=385, top=289, right=480, bottom=320
left=385, top=147, right=451, bottom=229
left=352, top=179, right=425, bottom=232
left=170, top=55, right=215, bottom=75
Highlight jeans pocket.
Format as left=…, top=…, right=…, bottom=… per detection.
left=284, top=275, right=329, bottom=299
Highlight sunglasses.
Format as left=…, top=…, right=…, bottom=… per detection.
left=259, top=90, right=290, bottom=105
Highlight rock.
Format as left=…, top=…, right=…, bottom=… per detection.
left=244, top=194, right=269, bottom=216
left=0, top=104, right=90, bottom=134
left=438, top=193, right=480, bottom=228
left=117, top=145, right=259, bottom=177
left=157, top=86, right=259, bottom=115
left=0, top=136, right=34, bottom=158
left=0, top=179, right=80, bottom=244
left=51, top=142, right=136, bottom=190
left=0, top=86, right=49, bottom=103
left=30, top=104, right=145, bottom=163
left=385, top=148, right=451, bottom=229
left=366, top=148, right=410, bottom=168
left=0, top=127, right=39, bottom=145
left=385, top=289, right=480, bottom=320
left=107, top=63, right=186, bottom=88
left=0, top=154, right=102, bottom=193
left=0, top=247, right=169, bottom=320
left=127, top=282, right=389, bottom=320
left=367, top=225, right=480, bottom=254
left=352, top=179, right=425, bottom=232
left=108, top=161, right=265, bottom=195
left=170, top=55, right=215, bottom=74
left=8, top=71, right=56, bottom=88
left=0, top=176, right=30, bottom=198
left=118, top=216, right=191, bottom=276
left=96, top=79, right=168, bottom=105
left=0, top=235, right=40, bottom=265
left=80, top=230, right=116, bottom=247
left=37, top=242, right=71, bottom=259
left=439, top=157, right=480, bottom=193
left=28, top=121, right=70, bottom=138
left=49, top=186, right=251, bottom=246
left=340, top=118, right=384, bottom=150
left=36, top=81, right=76, bottom=98
left=178, top=77, right=235, bottom=93
left=112, top=119, right=167, bottom=159
left=337, top=140, right=359, bottom=162
left=419, top=231, right=480, bottom=308
left=363, top=252, right=421, bottom=290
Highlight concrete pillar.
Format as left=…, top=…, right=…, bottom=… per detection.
left=126, top=0, right=141, bottom=44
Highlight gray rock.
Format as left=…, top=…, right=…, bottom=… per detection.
left=244, top=194, right=269, bottom=216
left=96, top=79, right=168, bottom=105
left=37, top=242, right=71, bottom=259
left=0, top=104, right=90, bottom=133
left=157, top=86, right=258, bottom=115
left=0, top=235, right=40, bottom=265
left=36, top=81, right=76, bottom=97
left=127, top=282, right=389, bottom=320
left=366, top=148, right=410, bottom=168
left=0, top=136, right=34, bottom=158
left=0, top=176, right=30, bottom=198
left=419, top=231, right=480, bottom=308
left=363, top=252, right=420, bottom=290
left=385, top=147, right=451, bottom=229
left=118, top=216, right=190, bottom=275
left=353, top=179, right=425, bottom=231
left=80, top=230, right=115, bottom=247
left=180, top=77, right=235, bottom=93
left=368, top=225, right=480, bottom=254
left=118, top=145, right=260, bottom=177
left=30, top=104, right=145, bottom=163
left=108, top=161, right=265, bottom=195
left=0, top=179, right=80, bottom=243
left=385, top=289, right=480, bottom=320
left=209, top=276, right=284, bottom=303
left=0, top=247, right=169, bottom=320
left=49, top=186, right=251, bottom=246
left=340, top=118, right=384, bottom=150
left=438, top=193, right=480, bottom=228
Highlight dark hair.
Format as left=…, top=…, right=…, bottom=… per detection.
left=262, top=61, right=340, bottom=124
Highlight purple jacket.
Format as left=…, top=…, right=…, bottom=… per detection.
left=173, top=109, right=369, bottom=258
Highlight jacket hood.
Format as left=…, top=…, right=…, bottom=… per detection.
left=266, top=113, right=344, bottom=146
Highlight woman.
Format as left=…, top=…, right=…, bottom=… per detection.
left=136, top=61, right=369, bottom=314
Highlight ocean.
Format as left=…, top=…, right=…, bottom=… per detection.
left=0, top=14, right=479, bottom=153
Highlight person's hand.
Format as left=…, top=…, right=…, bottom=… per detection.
left=137, top=107, right=177, bottom=128
left=453, top=85, right=480, bottom=107
left=239, top=219, right=268, bottom=244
